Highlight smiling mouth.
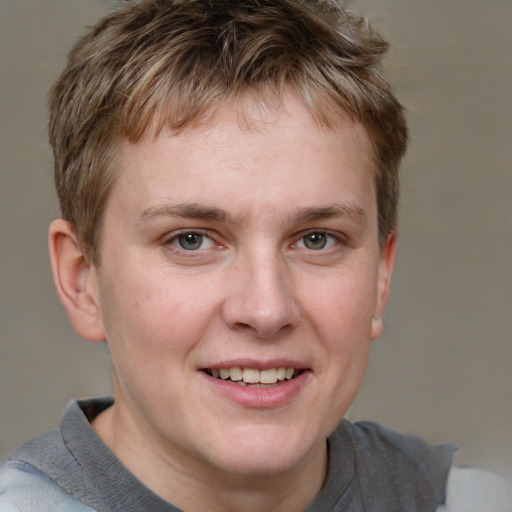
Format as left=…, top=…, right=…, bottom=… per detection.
left=203, top=367, right=303, bottom=387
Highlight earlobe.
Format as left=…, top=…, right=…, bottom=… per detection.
left=48, top=219, right=106, bottom=342
left=370, top=232, right=397, bottom=341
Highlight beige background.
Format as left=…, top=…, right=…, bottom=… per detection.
left=1, top=0, right=511, bottom=476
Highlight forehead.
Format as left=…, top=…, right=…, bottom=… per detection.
left=108, top=93, right=376, bottom=226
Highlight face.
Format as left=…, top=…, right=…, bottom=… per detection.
left=89, top=93, right=394, bottom=481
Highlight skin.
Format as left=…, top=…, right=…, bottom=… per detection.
left=49, top=92, right=395, bottom=512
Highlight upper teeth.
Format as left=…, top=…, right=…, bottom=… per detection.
left=211, top=367, right=296, bottom=384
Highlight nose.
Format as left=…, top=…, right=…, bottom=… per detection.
left=221, top=249, right=300, bottom=339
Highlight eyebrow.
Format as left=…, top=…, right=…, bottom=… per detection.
left=290, top=204, right=367, bottom=226
left=137, top=202, right=367, bottom=226
left=137, top=203, right=230, bottom=225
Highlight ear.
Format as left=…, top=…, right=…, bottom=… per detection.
left=48, top=219, right=106, bottom=342
left=370, top=232, right=397, bottom=341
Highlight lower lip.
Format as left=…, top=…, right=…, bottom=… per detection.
left=201, top=371, right=311, bottom=408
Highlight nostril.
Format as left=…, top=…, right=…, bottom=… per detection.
left=231, top=321, right=256, bottom=332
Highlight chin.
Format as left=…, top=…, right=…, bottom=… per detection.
left=202, top=423, right=324, bottom=477
left=212, top=450, right=306, bottom=478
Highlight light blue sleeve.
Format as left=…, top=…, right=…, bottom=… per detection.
left=436, top=467, right=512, bottom=512
left=0, top=461, right=96, bottom=512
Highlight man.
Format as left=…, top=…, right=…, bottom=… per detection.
left=0, top=1, right=508, bottom=510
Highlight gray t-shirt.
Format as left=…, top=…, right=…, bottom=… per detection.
left=0, top=397, right=456, bottom=511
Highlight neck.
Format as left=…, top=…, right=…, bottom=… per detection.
left=92, top=404, right=328, bottom=512
left=177, top=447, right=327, bottom=512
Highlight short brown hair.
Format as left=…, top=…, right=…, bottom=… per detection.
left=49, top=0, right=407, bottom=262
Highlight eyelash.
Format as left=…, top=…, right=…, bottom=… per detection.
left=294, top=230, right=345, bottom=251
left=163, top=229, right=346, bottom=254
left=163, top=230, right=217, bottom=252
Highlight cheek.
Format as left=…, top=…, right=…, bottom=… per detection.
left=301, top=263, right=378, bottom=409
left=98, top=268, right=216, bottom=365
left=98, top=273, right=218, bottom=411
left=314, top=279, right=374, bottom=416
left=302, top=264, right=379, bottom=341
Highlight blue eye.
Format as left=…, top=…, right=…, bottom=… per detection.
left=298, top=232, right=336, bottom=250
left=171, top=232, right=215, bottom=251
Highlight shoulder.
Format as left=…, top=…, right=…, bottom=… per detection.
left=0, top=418, right=98, bottom=512
left=0, top=459, right=96, bottom=512
left=350, top=420, right=457, bottom=474
left=437, top=467, right=512, bottom=512
left=335, top=420, right=457, bottom=509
